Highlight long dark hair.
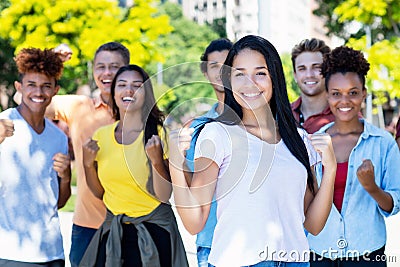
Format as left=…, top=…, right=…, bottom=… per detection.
left=110, top=64, right=165, bottom=145
left=218, top=35, right=314, bottom=193
left=110, top=64, right=166, bottom=194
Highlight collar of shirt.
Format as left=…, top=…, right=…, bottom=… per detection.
left=93, top=95, right=114, bottom=116
left=309, top=119, right=400, bottom=257
left=93, top=95, right=107, bottom=108
left=318, top=119, right=382, bottom=139
left=291, top=97, right=332, bottom=117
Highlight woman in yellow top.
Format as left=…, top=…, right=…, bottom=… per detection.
left=81, top=65, right=188, bottom=267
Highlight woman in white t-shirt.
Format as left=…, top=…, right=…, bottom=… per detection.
left=169, top=35, right=337, bottom=267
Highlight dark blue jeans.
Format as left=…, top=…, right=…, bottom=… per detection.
left=209, top=262, right=309, bottom=267
left=69, top=224, right=97, bottom=267
left=0, top=259, right=64, bottom=267
left=310, top=246, right=387, bottom=267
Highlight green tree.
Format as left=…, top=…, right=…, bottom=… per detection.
left=314, top=0, right=400, bottom=42
left=0, top=0, right=16, bottom=110
left=314, top=0, right=400, bottom=101
left=149, top=2, right=220, bottom=116
left=280, top=53, right=299, bottom=103
left=207, top=18, right=227, bottom=38
left=0, top=0, right=172, bottom=98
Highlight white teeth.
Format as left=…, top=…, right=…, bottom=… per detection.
left=339, top=107, right=351, bottom=112
left=243, top=92, right=261, bottom=97
left=102, top=79, right=112, bottom=83
left=123, top=96, right=134, bottom=102
left=305, top=81, right=317, bottom=85
left=31, top=98, right=44, bottom=103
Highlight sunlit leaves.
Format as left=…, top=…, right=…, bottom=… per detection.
left=0, top=0, right=173, bottom=93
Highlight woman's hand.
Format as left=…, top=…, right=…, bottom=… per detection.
left=168, top=127, right=194, bottom=168
left=309, top=133, right=337, bottom=170
left=145, top=135, right=164, bottom=165
left=357, top=159, right=377, bottom=192
left=82, top=139, right=99, bottom=168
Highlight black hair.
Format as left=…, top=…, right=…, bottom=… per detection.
left=110, top=64, right=164, bottom=144
left=200, top=38, right=233, bottom=73
left=217, top=35, right=314, bottom=193
left=321, top=46, right=370, bottom=91
left=94, top=42, right=130, bottom=65
left=110, top=65, right=166, bottom=194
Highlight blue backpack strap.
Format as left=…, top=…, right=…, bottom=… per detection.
left=185, top=117, right=214, bottom=172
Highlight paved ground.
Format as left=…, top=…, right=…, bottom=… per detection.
left=60, top=211, right=400, bottom=267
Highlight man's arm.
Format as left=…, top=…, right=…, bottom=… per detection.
left=53, top=152, right=72, bottom=208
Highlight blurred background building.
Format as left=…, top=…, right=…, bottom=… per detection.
left=163, top=0, right=343, bottom=53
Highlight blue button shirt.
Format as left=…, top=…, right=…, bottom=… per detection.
left=186, top=103, right=219, bottom=248
left=308, top=120, right=400, bottom=258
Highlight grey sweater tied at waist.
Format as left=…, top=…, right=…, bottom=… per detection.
left=79, top=203, right=189, bottom=267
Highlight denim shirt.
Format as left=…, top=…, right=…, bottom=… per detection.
left=308, top=120, right=400, bottom=259
left=186, top=103, right=219, bottom=248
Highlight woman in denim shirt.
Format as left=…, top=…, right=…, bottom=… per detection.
left=307, top=46, right=400, bottom=267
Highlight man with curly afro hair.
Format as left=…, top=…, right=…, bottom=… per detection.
left=307, top=46, right=400, bottom=267
left=0, top=47, right=71, bottom=267
left=12, top=42, right=131, bottom=267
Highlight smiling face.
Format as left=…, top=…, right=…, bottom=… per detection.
left=293, top=51, right=325, bottom=97
left=113, top=70, right=145, bottom=115
left=93, top=51, right=126, bottom=99
left=230, top=49, right=272, bottom=112
left=327, top=72, right=366, bottom=123
left=15, top=72, right=59, bottom=115
left=204, top=50, right=229, bottom=93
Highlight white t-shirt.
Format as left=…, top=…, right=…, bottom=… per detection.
left=194, top=122, right=319, bottom=267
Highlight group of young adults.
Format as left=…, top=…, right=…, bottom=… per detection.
left=0, top=34, right=399, bottom=267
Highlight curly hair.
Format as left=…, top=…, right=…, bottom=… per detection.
left=321, top=46, right=370, bottom=90
left=15, top=48, right=64, bottom=81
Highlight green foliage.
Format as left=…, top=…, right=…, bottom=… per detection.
left=0, top=0, right=10, bottom=10
left=281, top=53, right=300, bottom=102
left=0, top=0, right=173, bottom=96
left=314, top=0, right=400, bottom=42
left=347, top=37, right=400, bottom=103
left=0, top=38, right=17, bottom=88
left=207, top=18, right=227, bottom=38
left=148, top=2, right=219, bottom=114
left=59, top=193, right=76, bottom=212
left=314, top=0, right=400, bottom=100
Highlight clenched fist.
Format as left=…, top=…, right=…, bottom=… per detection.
left=82, top=139, right=100, bottom=168
left=0, top=119, right=14, bottom=143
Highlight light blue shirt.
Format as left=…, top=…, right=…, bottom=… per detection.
left=0, top=108, right=68, bottom=262
left=186, top=103, right=219, bottom=248
left=308, top=120, right=400, bottom=259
